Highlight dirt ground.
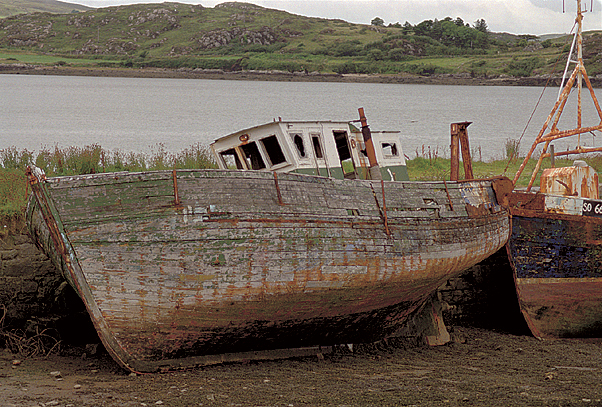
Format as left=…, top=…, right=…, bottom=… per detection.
left=2, top=326, right=602, bottom=407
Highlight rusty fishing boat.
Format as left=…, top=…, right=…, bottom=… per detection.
left=495, top=0, right=602, bottom=338
left=27, top=109, right=510, bottom=372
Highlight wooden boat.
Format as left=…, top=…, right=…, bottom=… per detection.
left=495, top=0, right=602, bottom=338
left=26, top=109, right=510, bottom=372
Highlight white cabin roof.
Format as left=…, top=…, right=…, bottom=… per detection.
left=210, top=119, right=408, bottom=181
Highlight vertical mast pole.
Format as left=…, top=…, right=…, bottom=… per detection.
left=358, top=107, right=382, bottom=180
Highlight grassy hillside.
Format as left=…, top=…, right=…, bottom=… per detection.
left=0, top=1, right=600, bottom=78
left=0, top=0, right=90, bottom=18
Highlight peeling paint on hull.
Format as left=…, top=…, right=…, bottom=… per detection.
left=508, top=211, right=602, bottom=338
left=27, top=169, right=509, bottom=372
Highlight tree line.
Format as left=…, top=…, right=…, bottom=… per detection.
left=372, top=16, right=490, bottom=49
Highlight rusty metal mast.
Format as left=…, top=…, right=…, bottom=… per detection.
left=512, top=0, right=602, bottom=190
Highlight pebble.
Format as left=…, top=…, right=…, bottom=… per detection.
left=50, top=371, right=62, bottom=378
left=74, top=384, right=82, bottom=389
left=12, top=359, right=21, bottom=366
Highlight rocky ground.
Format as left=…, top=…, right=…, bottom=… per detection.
left=2, top=326, right=602, bottom=407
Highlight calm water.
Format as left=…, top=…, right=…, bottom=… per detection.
left=1, top=74, right=600, bottom=161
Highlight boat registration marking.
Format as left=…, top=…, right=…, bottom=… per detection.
left=582, top=199, right=602, bottom=218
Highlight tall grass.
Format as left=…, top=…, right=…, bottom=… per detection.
left=26, top=143, right=217, bottom=176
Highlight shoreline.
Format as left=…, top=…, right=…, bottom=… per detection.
left=2, top=63, right=596, bottom=87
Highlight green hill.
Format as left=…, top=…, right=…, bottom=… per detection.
left=0, top=0, right=90, bottom=18
left=0, top=1, right=600, bottom=79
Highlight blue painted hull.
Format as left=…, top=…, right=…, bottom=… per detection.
left=509, top=214, right=602, bottom=279
left=508, top=212, right=602, bottom=338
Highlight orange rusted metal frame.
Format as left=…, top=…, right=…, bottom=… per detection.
left=513, top=0, right=602, bottom=190
left=540, top=146, right=602, bottom=159
left=450, top=122, right=473, bottom=181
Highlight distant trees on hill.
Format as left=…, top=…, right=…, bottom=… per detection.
left=371, top=17, right=385, bottom=27
left=385, top=17, right=490, bottom=49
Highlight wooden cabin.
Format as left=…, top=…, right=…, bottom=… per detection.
left=210, top=120, right=409, bottom=181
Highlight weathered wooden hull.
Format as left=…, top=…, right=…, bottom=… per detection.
left=507, top=197, right=602, bottom=338
left=27, top=169, right=509, bottom=372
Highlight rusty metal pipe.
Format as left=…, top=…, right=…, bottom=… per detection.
left=358, top=107, right=379, bottom=172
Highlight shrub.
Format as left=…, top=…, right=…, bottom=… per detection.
left=387, top=48, right=412, bottom=61
left=332, top=61, right=373, bottom=74
left=504, top=56, right=543, bottom=77
left=401, top=63, right=450, bottom=76
left=368, top=49, right=385, bottom=61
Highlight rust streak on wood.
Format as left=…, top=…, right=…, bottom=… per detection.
left=381, top=180, right=391, bottom=237
left=172, top=169, right=181, bottom=207
left=273, top=171, right=284, bottom=205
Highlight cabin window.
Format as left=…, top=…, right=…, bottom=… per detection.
left=240, top=142, right=266, bottom=170
left=291, top=133, right=306, bottom=158
left=334, top=130, right=356, bottom=177
left=381, top=142, right=398, bottom=157
left=334, top=131, right=351, bottom=161
left=220, top=148, right=244, bottom=169
left=260, top=135, right=287, bottom=166
left=312, top=135, right=324, bottom=159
